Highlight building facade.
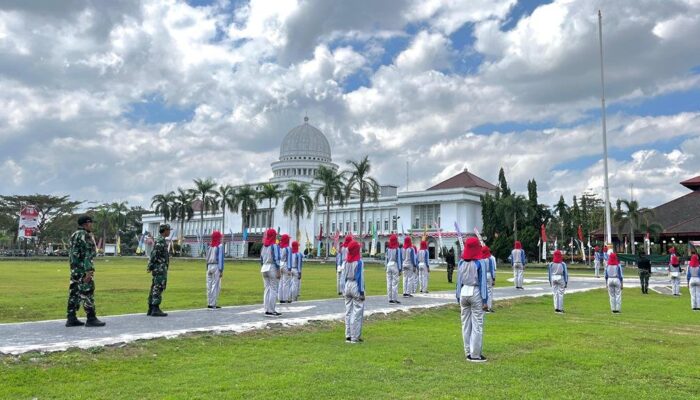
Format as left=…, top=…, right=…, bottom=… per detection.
left=141, top=118, right=496, bottom=259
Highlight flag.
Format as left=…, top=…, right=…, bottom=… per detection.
left=242, top=227, right=249, bottom=241
left=305, top=230, right=312, bottom=252
left=537, top=238, right=541, bottom=247
left=422, top=225, right=428, bottom=242
left=318, top=225, right=323, bottom=241
left=433, top=220, right=444, bottom=258
left=540, top=224, right=547, bottom=243
left=473, top=227, right=485, bottom=245
left=554, top=237, right=558, bottom=250
left=370, top=222, right=378, bottom=256
left=454, top=222, right=464, bottom=244
left=569, top=237, right=573, bottom=248
left=116, top=234, right=121, bottom=256
left=577, top=225, right=584, bottom=242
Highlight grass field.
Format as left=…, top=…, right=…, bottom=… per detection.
left=0, top=258, right=531, bottom=323
left=2, top=288, right=699, bottom=399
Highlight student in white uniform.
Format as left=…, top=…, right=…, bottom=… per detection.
left=509, top=241, right=526, bottom=289
left=205, top=230, right=224, bottom=309
left=342, top=240, right=365, bottom=343
left=686, top=254, right=700, bottom=311
left=385, top=234, right=403, bottom=304
left=457, top=237, right=489, bottom=362
left=260, top=228, right=281, bottom=317
left=278, top=234, right=293, bottom=303
left=336, top=234, right=353, bottom=295
left=593, top=246, right=602, bottom=278
left=605, top=253, right=623, bottom=314
left=548, top=250, right=569, bottom=314
left=669, top=250, right=682, bottom=297
left=290, top=241, right=303, bottom=302
left=481, top=245, right=497, bottom=313
left=418, top=240, right=430, bottom=293
left=402, top=237, right=418, bottom=298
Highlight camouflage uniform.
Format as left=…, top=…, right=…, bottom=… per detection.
left=147, top=235, right=169, bottom=306
left=66, top=227, right=97, bottom=316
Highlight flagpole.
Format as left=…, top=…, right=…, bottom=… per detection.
left=599, top=9, right=613, bottom=246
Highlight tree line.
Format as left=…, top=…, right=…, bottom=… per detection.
left=481, top=168, right=662, bottom=261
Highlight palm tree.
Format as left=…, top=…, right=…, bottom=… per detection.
left=93, top=204, right=113, bottom=251
left=173, top=188, right=195, bottom=247
left=313, top=165, right=346, bottom=259
left=345, top=156, right=380, bottom=246
left=614, top=199, right=661, bottom=254
left=257, top=183, right=282, bottom=228
left=233, top=185, right=258, bottom=235
left=191, top=178, right=220, bottom=238
left=283, top=182, right=314, bottom=242
left=151, top=191, right=176, bottom=223
left=217, top=184, right=236, bottom=233
left=109, top=201, right=129, bottom=251
left=498, top=194, right=528, bottom=241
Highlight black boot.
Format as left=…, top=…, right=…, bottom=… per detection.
left=85, top=311, right=106, bottom=327
left=65, top=312, right=85, bottom=327
left=150, top=306, right=168, bottom=317
left=147, top=305, right=153, bottom=316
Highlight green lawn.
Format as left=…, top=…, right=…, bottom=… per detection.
left=0, top=258, right=522, bottom=323
left=2, top=289, right=698, bottom=399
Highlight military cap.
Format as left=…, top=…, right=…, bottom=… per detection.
left=77, top=215, right=93, bottom=225
left=159, top=223, right=171, bottom=233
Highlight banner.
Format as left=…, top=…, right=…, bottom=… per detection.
left=370, top=223, right=378, bottom=256
left=540, top=224, right=547, bottom=243
left=473, top=227, right=485, bottom=246
left=454, top=222, right=464, bottom=244
left=18, top=205, right=39, bottom=239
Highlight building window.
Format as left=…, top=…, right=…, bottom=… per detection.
left=331, top=222, right=336, bottom=232
left=385, top=220, right=389, bottom=231
left=411, top=204, right=440, bottom=230
left=353, top=222, right=357, bottom=232
left=392, top=218, right=397, bottom=231
left=346, top=222, right=350, bottom=233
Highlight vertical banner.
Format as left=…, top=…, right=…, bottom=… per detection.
left=370, top=223, right=378, bottom=256
left=18, top=205, right=39, bottom=239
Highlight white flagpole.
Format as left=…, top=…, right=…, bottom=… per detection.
left=599, top=9, right=613, bottom=246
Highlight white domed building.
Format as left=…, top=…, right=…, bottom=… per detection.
left=142, top=117, right=496, bottom=259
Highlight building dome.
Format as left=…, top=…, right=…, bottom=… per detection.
left=279, top=117, right=332, bottom=162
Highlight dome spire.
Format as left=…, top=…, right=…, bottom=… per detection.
left=304, top=114, right=309, bottom=123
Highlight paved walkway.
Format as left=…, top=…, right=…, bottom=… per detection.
left=0, top=277, right=669, bottom=355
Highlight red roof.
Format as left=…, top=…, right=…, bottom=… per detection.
left=681, top=175, right=700, bottom=191
left=427, top=169, right=497, bottom=191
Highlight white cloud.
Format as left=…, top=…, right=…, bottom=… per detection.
left=0, top=0, right=699, bottom=212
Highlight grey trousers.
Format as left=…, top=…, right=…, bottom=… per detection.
left=419, top=263, right=429, bottom=292
left=262, top=269, right=279, bottom=313
left=551, top=278, right=565, bottom=310
left=206, top=264, right=221, bottom=307
left=671, top=276, right=681, bottom=296
left=607, top=279, right=622, bottom=311
left=344, top=281, right=364, bottom=340
left=403, top=267, right=414, bottom=294
left=278, top=265, right=292, bottom=302
left=513, top=266, right=524, bottom=287
left=460, top=288, right=485, bottom=358
left=291, top=270, right=300, bottom=301
left=690, top=277, right=700, bottom=308
left=386, top=263, right=400, bottom=301
left=336, top=266, right=344, bottom=294
left=594, top=260, right=601, bottom=277
left=486, top=274, right=494, bottom=310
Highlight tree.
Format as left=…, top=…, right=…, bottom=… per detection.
left=233, top=185, right=258, bottom=234
left=151, top=192, right=176, bottom=223
left=283, top=182, right=314, bottom=241
left=571, top=196, right=582, bottom=236
left=554, top=195, right=569, bottom=243
left=480, top=192, right=498, bottom=239
left=313, top=165, right=346, bottom=259
left=0, top=194, right=81, bottom=246
left=191, top=178, right=219, bottom=238
left=614, top=199, right=660, bottom=254
left=497, top=167, right=511, bottom=199
left=172, top=188, right=194, bottom=245
left=217, top=184, right=236, bottom=233
left=109, top=201, right=129, bottom=240
left=345, top=156, right=380, bottom=246
left=257, top=183, right=282, bottom=228
left=93, top=204, right=114, bottom=250
left=497, top=194, right=528, bottom=241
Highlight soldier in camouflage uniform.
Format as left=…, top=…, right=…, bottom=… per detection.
left=66, top=215, right=106, bottom=327
left=147, top=224, right=171, bottom=317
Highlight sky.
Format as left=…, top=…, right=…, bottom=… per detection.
left=1, top=0, right=699, bottom=210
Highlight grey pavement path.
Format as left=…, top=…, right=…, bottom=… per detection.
left=0, top=277, right=667, bottom=355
